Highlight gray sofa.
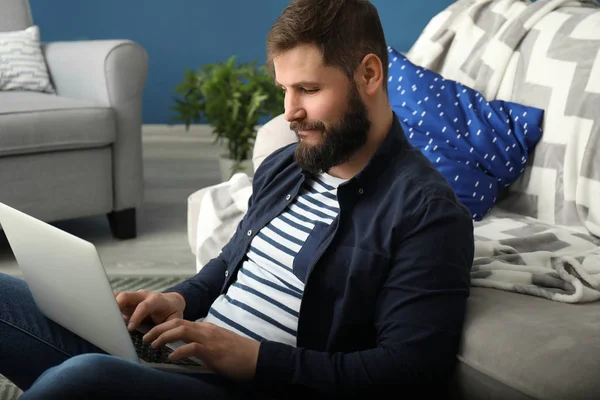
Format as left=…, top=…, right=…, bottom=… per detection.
left=187, top=1, right=600, bottom=399
left=0, top=0, right=148, bottom=238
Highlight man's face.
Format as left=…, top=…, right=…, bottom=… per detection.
left=273, top=44, right=372, bottom=174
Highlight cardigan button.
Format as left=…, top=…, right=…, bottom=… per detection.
left=286, top=194, right=291, bottom=201
left=247, top=230, right=252, bottom=236
left=225, top=270, right=229, bottom=277
left=358, top=188, right=364, bottom=195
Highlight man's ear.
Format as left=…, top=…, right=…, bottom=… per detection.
left=355, top=53, right=384, bottom=96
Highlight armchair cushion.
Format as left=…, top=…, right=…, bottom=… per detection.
left=0, top=25, right=55, bottom=93
left=42, top=40, right=147, bottom=106
left=0, top=91, right=115, bottom=157
left=0, top=0, right=33, bottom=33
left=42, top=39, right=148, bottom=210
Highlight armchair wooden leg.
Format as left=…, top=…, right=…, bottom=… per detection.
left=107, top=208, right=137, bottom=239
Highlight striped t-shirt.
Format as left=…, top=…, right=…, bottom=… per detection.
left=202, top=172, right=346, bottom=346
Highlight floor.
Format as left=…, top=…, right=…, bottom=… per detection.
left=0, top=124, right=224, bottom=277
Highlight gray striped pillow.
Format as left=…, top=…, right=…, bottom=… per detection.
left=0, top=25, right=55, bottom=94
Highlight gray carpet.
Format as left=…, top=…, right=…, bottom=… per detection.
left=0, top=124, right=223, bottom=399
left=108, top=274, right=189, bottom=291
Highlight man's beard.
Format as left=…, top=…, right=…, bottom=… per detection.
left=290, top=85, right=371, bottom=175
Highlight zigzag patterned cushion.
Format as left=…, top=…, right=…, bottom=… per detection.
left=0, top=25, right=55, bottom=94
left=406, top=0, right=600, bottom=237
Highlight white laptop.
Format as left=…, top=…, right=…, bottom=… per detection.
left=0, top=202, right=207, bottom=373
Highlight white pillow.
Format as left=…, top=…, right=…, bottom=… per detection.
left=0, top=25, right=55, bottom=93
left=252, top=113, right=297, bottom=171
left=195, top=173, right=252, bottom=272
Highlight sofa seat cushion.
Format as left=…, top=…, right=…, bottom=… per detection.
left=0, top=92, right=116, bottom=156
left=459, top=287, right=600, bottom=399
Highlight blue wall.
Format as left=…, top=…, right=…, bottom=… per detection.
left=29, top=0, right=453, bottom=124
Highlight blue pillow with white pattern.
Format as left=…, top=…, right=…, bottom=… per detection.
left=387, top=46, right=544, bottom=220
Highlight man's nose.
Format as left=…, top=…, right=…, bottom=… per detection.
left=284, top=95, right=306, bottom=122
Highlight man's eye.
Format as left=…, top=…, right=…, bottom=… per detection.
left=302, top=88, right=318, bottom=94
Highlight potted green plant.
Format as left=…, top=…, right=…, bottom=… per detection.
left=170, top=55, right=285, bottom=181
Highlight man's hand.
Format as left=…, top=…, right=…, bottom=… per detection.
left=143, top=319, right=260, bottom=382
left=115, top=290, right=186, bottom=331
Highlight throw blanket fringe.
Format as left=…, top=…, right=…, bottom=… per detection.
left=473, top=211, right=600, bottom=302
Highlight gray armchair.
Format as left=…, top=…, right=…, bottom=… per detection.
left=0, top=0, right=148, bottom=238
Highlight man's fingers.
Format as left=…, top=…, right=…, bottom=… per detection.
left=150, top=321, right=198, bottom=349
left=168, top=342, right=206, bottom=362
left=126, top=300, right=156, bottom=331
left=115, top=291, right=148, bottom=312
left=143, top=318, right=184, bottom=342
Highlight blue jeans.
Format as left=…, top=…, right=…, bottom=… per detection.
left=0, top=273, right=263, bottom=399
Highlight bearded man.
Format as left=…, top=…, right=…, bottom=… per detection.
left=0, top=0, right=474, bottom=398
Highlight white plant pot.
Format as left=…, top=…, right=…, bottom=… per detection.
left=218, top=156, right=254, bottom=182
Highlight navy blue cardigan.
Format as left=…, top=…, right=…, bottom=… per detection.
left=165, top=114, right=474, bottom=397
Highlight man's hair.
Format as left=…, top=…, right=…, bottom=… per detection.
left=266, top=0, right=389, bottom=88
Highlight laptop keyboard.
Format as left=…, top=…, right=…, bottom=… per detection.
left=129, top=330, right=202, bottom=366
